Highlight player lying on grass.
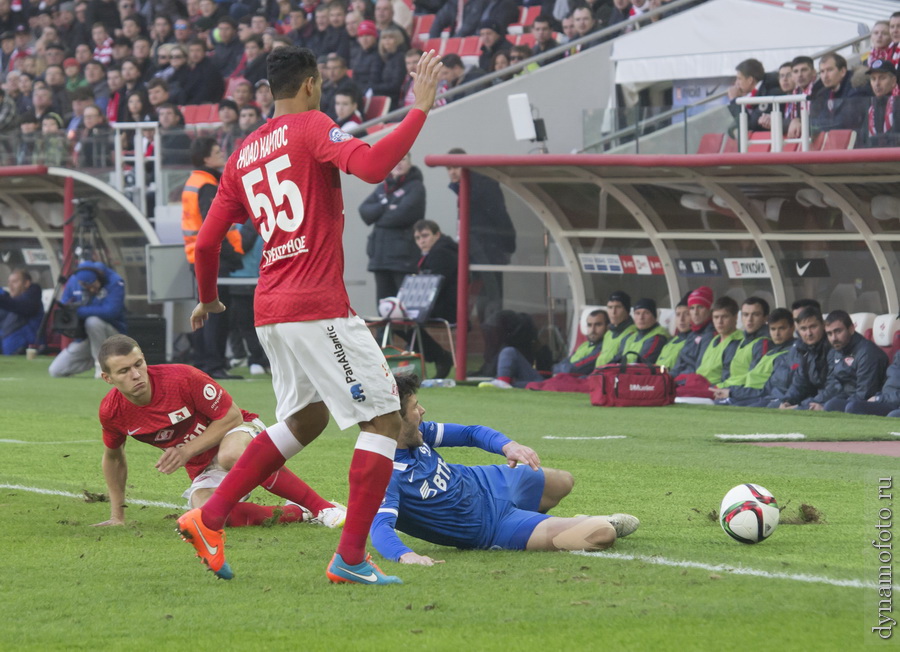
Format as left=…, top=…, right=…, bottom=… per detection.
left=369, top=373, right=639, bottom=566
left=94, top=335, right=345, bottom=534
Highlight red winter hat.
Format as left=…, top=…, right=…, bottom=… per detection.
left=358, top=20, right=377, bottom=37
left=687, top=286, right=713, bottom=308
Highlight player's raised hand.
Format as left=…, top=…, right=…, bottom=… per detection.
left=411, top=49, right=443, bottom=114
left=399, top=552, right=445, bottom=566
left=501, top=442, right=541, bottom=471
left=155, top=447, right=189, bottom=474
left=190, top=299, right=226, bottom=332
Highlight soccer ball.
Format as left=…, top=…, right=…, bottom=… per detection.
left=378, top=296, right=406, bottom=320
left=719, top=483, right=780, bottom=544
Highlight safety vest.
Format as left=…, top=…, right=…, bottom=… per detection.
left=619, top=324, right=670, bottom=363
left=595, top=320, right=637, bottom=368
left=696, top=329, right=743, bottom=384
left=182, top=169, right=243, bottom=264
left=720, top=332, right=770, bottom=388
left=657, top=331, right=690, bottom=371
left=741, top=344, right=791, bottom=390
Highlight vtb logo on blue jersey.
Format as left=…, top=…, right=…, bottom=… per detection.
left=350, top=383, right=366, bottom=402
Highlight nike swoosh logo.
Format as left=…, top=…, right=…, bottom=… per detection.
left=127, top=428, right=140, bottom=435
left=796, top=261, right=811, bottom=276
left=0, top=252, right=9, bottom=262
left=340, top=568, right=377, bottom=582
left=192, top=517, right=218, bottom=556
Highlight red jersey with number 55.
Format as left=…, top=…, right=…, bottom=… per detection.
left=208, top=111, right=368, bottom=325
left=99, top=365, right=257, bottom=480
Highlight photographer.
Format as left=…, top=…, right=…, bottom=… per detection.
left=49, top=261, right=126, bottom=378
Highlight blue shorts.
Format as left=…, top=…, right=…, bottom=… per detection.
left=469, top=464, right=551, bottom=550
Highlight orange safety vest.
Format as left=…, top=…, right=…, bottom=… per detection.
left=182, top=169, right=243, bottom=264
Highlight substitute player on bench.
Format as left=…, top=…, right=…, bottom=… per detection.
left=179, top=47, right=443, bottom=584
left=94, top=335, right=344, bottom=531
left=370, top=374, right=639, bottom=566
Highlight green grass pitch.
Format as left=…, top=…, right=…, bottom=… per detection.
left=0, top=357, right=897, bottom=650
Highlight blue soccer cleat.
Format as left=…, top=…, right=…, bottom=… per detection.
left=326, top=553, right=403, bottom=585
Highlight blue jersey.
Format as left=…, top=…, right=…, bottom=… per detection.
left=370, top=420, right=513, bottom=561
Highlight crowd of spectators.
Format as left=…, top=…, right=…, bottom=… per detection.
left=727, top=11, right=900, bottom=149
left=0, top=0, right=687, bottom=170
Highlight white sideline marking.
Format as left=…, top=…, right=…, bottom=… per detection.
left=716, top=433, right=806, bottom=441
left=574, top=551, right=888, bottom=590
left=0, top=439, right=96, bottom=444
left=889, top=432, right=900, bottom=437
left=0, top=483, right=182, bottom=509
left=0, top=377, right=21, bottom=381
left=542, top=435, right=628, bottom=441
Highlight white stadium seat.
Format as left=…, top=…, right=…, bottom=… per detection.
left=873, top=313, right=900, bottom=358
left=850, top=312, right=876, bottom=341
left=657, top=307, right=675, bottom=335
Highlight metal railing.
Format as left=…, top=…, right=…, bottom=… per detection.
left=112, top=121, right=163, bottom=218
left=736, top=93, right=810, bottom=152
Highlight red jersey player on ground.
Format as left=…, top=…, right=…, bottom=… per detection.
left=94, top=335, right=344, bottom=557
left=178, top=46, right=443, bottom=584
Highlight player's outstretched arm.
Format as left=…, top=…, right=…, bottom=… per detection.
left=92, top=446, right=127, bottom=526
left=399, top=552, right=445, bottom=566
left=156, top=403, right=244, bottom=474
left=501, top=441, right=541, bottom=470
left=190, top=211, right=232, bottom=330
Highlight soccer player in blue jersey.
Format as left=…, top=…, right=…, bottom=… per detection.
left=370, top=374, right=639, bottom=566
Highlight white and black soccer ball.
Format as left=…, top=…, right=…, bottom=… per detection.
left=377, top=296, right=406, bottom=320
left=719, top=483, right=780, bottom=544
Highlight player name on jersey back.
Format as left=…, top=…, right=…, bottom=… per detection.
left=236, top=125, right=289, bottom=170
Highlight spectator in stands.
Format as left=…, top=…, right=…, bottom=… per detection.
left=173, top=17, right=194, bottom=46
left=779, top=306, right=828, bottom=408
left=236, top=103, right=264, bottom=147
left=121, top=16, right=142, bottom=43
left=371, top=25, right=407, bottom=108
left=845, top=351, right=900, bottom=417
left=478, top=20, right=511, bottom=73
left=84, top=59, right=112, bottom=111
left=105, top=64, right=127, bottom=122
left=713, top=308, right=796, bottom=407
left=868, top=21, right=890, bottom=66
left=352, top=19, right=384, bottom=92
left=320, top=53, right=360, bottom=120
left=374, top=0, right=409, bottom=44
left=31, top=85, right=55, bottom=124
left=49, top=261, right=126, bottom=379
left=446, top=147, right=515, bottom=349
left=92, top=22, right=114, bottom=64
left=305, top=4, right=331, bottom=55
left=783, top=55, right=819, bottom=139
left=532, top=14, right=562, bottom=65
left=858, top=59, right=900, bottom=149
left=568, top=6, right=602, bottom=54
left=727, top=58, right=774, bottom=132
left=0, top=30, right=11, bottom=74
left=212, top=16, right=243, bottom=78
left=489, top=309, right=608, bottom=389
left=155, top=103, right=192, bottom=165
left=610, top=298, right=668, bottom=365
left=15, top=73, right=34, bottom=114
left=123, top=89, right=151, bottom=139
left=254, top=78, right=273, bottom=117
left=182, top=38, right=225, bottom=104
left=44, top=64, right=73, bottom=118
left=800, top=310, right=888, bottom=412
left=889, top=12, right=900, bottom=67
left=182, top=136, right=243, bottom=380
left=75, top=44, right=94, bottom=67
left=334, top=89, right=366, bottom=133
left=64, top=57, right=87, bottom=92
left=324, top=0, right=353, bottom=60
left=594, top=290, right=637, bottom=367
left=120, top=56, right=146, bottom=98
left=165, top=44, right=189, bottom=103
left=133, top=36, right=155, bottom=80
left=399, top=46, right=423, bottom=107
left=718, top=297, right=770, bottom=389
left=146, top=77, right=170, bottom=112
left=152, top=43, right=174, bottom=79
left=151, top=15, right=174, bottom=54
left=656, top=300, right=691, bottom=370
left=76, top=102, right=112, bottom=167
left=240, top=34, right=267, bottom=85
left=359, top=152, right=424, bottom=307
left=15, top=112, right=39, bottom=164
left=509, top=46, right=539, bottom=76
left=674, top=296, right=742, bottom=399
left=286, top=6, right=311, bottom=46
left=116, top=0, right=145, bottom=35
left=410, top=218, right=458, bottom=376
left=214, top=98, right=239, bottom=155
left=0, top=268, right=43, bottom=355
left=195, top=0, right=222, bottom=34
left=36, top=111, right=68, bottom=165
left=672, top=286, right=715, bottom=377
left=111, top=36, right=134, bottom=64
left=439, top=53, right=487, bottom=102
left=809, top=52, right=863, bottom=137
left=231, top=79, right=254, bottom=108
left=430, top=0, right=517, bottom=39
left=0, top=83, right=16, bottom=137
left=489, top=50, right=511, bottom=83
left=558, top=16, right=576, bottom=45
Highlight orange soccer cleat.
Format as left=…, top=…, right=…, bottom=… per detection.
left=177, top=508, right=233, bottom=580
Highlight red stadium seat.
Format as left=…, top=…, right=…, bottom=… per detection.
left=413, top=14, right=435, bottom=45
left=523, top=6, right=541, bottom=25
left=722, top=137, right=738, bottom=153
left=458, top=36, right=482, bottom=57
left=811, top=132, right=827, bottom=151
left=781, top=141, right=800, bottom=152
left=364, top=95, right=392, bottom=121
left=518, top=33, right=535, bottom=48
left=822, top=129, right=856, bottom=150
left=696, top=133, right=724, bottom=154
left=747, top=131, right=771, bottom=152
left=442, top=37, right=462, bottom=55
left=423, top=37, right=444, bottom=55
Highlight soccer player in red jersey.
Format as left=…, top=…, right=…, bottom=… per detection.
left=178, top=46, right=443, bottom=584
left=95, top=335, right=343, bottom=576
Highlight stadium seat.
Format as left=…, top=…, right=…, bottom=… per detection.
left=518, top=33, right=535, bottom=48
left=41, top=288, right=55, bottom=313
left=413, top=14, right=435, bottom=45
left=873, top=313, right=900, bottom=359
left=747, top=131, right=771, bottom=152
left=850, top=312, right=877, bottom=341
left=442, top=37, right=462, bottom=55
left=657, top=307, right=675, bottom=335
left=810, top=131, right=827, bottom=151
left=364, top=95, right=392, bottom=121
left=696, top=133, right=724, bottom=154
left=423, top=37, right=444, bottom=55
left=822, top=129, right=856, bottom=150
left=722, top=137, right=738, bottom=153
left=523, top=6, right=541, bottom=25
left=571, top=305, right=606, bottom=350
left=459, top=36, right=482, bottom=57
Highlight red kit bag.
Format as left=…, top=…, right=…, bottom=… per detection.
left=588, top=352, right=676, bottom=407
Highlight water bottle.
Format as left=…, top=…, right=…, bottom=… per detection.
left=420, top=379, right=456, bottom=388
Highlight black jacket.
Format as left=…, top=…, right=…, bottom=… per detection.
left=360, top=165, right=425, bottom=273
left=810, top=74, right=864, bottom=134
left=782, top=336, right=830, bottom=406
left=430, top=0, right=518, bottom=37
left=806, top=332, right=888, bottom=406
left=672, top=321, right=716, bottom=377
left=449, top=171, right=515, bottom=265
left=182, top=58, right=226, bottom=105
left=872, top=350, right=900, bottom=408
left=370, top=48, right=408, bottom=110
left=728, top=338, right=796, bottom=405
left=0, top=282, right=43, bottom=339
left=418, top=234, right=458, bottom=323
